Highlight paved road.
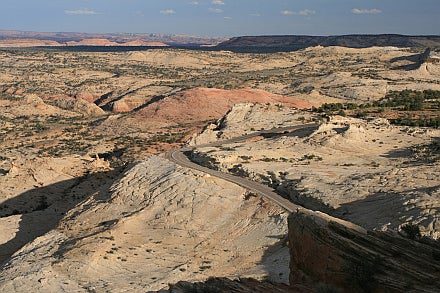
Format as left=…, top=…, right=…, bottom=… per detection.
left=165, top=124, right=318, bottom=213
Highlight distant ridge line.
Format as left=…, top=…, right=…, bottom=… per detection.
left=216, top=34, right=440, bottom=53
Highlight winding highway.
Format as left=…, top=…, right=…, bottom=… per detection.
left=165, top=124, right=318, bottom=213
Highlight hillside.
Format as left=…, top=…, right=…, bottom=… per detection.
left=217, top=34, right=440, bottom=52
left=136, top=88, right=313, bottom=125
left=0, top=156, right=290, bottom=291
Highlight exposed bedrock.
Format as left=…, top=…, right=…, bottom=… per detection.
left=288, top=211, right=440, bottom=292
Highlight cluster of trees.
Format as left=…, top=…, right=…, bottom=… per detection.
left=311, top=90, right=439, bottom=128
left=392, top=117, right=440, bottom=128
left=312, top=102, right=358, bottom=113
left=314, top=90, right=440, bottom=114
left=379, top=90, right=438, bottom=111
left=388, top=89, right=440, bottom=100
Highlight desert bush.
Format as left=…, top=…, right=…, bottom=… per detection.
left=35, top=196, right=49, bottom=211
left=401, top=223, right=421, bottom=240
left=337, top=110, right=346, bottom=117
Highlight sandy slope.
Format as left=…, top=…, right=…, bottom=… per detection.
left=0, top=157, right=289, bottom=292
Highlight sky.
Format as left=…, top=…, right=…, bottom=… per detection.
left=0, top=0, right=439, bottom=37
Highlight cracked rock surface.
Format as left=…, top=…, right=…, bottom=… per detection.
left=0, top=156, right=289, bottom=292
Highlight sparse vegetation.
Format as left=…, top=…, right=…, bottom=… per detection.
left=401, top=224, right=422, bottom=240
left=34, top=196, right=49, bottom=211
left=1, top=44, right=440, bottom=292
left=412, top=140, right=440, bottom=162
left=300, top=154, right=323, bottom=161
left=313, top=90, right=440, bottom=128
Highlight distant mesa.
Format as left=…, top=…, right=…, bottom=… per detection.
left=1, top=31, right=439, bottom=51
left=66, top=38, right=119, bottom=47
left=0, top=30, right=221, bottom=48
left=0, top=38, right=63, bottom=48
left=65, top=38, right=168, bottom=47
left=0, top=38, right=169, bottom=48
left=121, top=40, right=168, bottom=47
left=216, top=34, right=440, bottom=52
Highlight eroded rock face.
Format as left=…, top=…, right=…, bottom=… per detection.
left=190, top=103, right=316, bottom=146
left=0, top=156, right=290, bottom=292
left=288, top=212, right=440, bottom=292
left=49, top=95, right=105, bottom=116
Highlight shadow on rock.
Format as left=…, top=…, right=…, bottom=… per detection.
left=390, top=48, right=431, bottom=71
left=335, top=191, right=423, bottom=230
left=0, top=168, right=124, bottom=265
left=261, top=125, right=319, bottom=140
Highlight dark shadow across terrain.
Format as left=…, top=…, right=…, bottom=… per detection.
left=0, top=169, right=123, bottom=265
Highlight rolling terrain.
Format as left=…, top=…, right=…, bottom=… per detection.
left=0, top=44, right=439, bottom=291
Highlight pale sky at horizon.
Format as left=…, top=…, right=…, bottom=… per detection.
left=0, top=0, right=439, bottom=37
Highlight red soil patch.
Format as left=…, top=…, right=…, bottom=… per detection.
left=137, top=87, right=313, bottom=124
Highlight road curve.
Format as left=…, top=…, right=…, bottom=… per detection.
left=165, top=124, right=318, bottom=213
left=166, top=122, right=368, bottom=234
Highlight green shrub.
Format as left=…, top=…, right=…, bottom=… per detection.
left=401, top=224, right=421, bottom=240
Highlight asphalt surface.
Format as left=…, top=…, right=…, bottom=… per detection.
left=165, top=124, right=318, bottom=213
